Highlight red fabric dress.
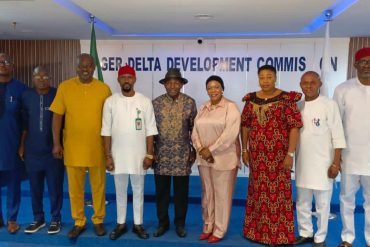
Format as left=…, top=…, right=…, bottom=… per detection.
left=241, top=91, right=302, bottom=245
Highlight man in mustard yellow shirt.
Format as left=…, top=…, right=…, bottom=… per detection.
left=50, top=53, right=111, bottom=239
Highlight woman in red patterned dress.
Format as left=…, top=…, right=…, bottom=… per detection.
left=241, top=65, right=303, bottom=246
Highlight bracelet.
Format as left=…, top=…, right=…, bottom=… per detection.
left=331, top=164, right=340, bottom=169
left=287, top=152, right=294, bottom=158
left=145, top=154, right=154, bottom=160
left=242, top=148, right=248, bottom=153
left=198, top=147, right=204, bottom=154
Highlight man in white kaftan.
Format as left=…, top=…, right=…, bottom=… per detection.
left=101, top=65, right=158, bottom=240
left=295, top=71, right=346, bottom=247
left=334, top=47, right=370, bottom=247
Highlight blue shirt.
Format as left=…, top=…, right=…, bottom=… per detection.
left=0, top=79, right=28, bottom=171
left=22, top=87, right=62, bottom=171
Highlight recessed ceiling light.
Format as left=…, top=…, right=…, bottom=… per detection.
left=194, top=14, right=214, bottom=20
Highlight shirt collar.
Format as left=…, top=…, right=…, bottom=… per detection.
left=165, top=93, right=183, bottom=103
left=205, top=97, right=226, bottom=111
left=74, top=77, right=95, bottom=85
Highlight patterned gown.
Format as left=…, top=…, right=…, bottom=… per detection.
left=241, top=91, right=302, bottom=245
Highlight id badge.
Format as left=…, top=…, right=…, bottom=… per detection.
left=135, top=118, right=142, bottom=130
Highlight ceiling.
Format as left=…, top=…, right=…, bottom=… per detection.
left=0, top=0, right=369, bottom=40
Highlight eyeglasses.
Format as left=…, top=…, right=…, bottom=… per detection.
left=357, top=60, right=370, bottom=66
left=33, top=76, right=50, bottom=80
left=0, top=60, right=12, bottom=66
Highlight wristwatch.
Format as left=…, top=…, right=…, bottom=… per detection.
left=287, top=152, right=294, bottom=158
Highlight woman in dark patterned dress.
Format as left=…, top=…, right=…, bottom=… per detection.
left=241, top=65, right=303, bottom=246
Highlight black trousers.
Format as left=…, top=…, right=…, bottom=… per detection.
left=154, top=174, right=189, bottom=228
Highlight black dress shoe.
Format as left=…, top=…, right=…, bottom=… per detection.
left=338, top=241, right=352, bottom=247
left=295, top=236, right=314, bottom=245
left=314, top=241, right=326, bottom=247
left=67, top=225, right=86, bottom=239
left=153, top=225, right=169, bottom=237
left=175, top=226, right=187, bottom=238
left=109, top=223, right=127, bottom=240
left=93, top=223, right=106, bottom=236
left=132, top=224, right=149, bottom=239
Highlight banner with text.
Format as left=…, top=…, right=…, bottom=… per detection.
left=81, top=38, right=349, bottom=176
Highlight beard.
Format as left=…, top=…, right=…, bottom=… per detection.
left=121, top=83, right=132, bottom=92
left=363, top=72, right=370, bottom=78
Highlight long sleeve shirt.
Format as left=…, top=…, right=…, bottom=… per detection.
left=333, top=78, right=370, bottom=176
left=192, top=97, right=241, bottom=171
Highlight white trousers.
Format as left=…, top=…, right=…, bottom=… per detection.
left=340, top=174, right=370, bottom=246
left=296, top=187, right=332, bottom=243
left=114, top=174, right=144, bottom=225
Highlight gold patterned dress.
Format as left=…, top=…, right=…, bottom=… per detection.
left=241, top=91, right=302, bottom=245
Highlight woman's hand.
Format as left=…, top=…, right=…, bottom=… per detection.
left=283, top=155, right=293, bottom=170
left=199, top=148, right=212, bottom=160
left=206, top=156, right=215, bottom=163
left=242, top=151, right=250, bottom=167
left=199, top=148, right=215, bottom=163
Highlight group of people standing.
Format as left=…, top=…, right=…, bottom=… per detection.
left=0, top=47, right=369, bottom=247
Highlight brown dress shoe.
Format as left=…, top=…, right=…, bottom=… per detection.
left=7, top=221, right=20, bottom=234
left=93, top=223, right=106, bottom=236
left=67, top=225, right=86, bottom=239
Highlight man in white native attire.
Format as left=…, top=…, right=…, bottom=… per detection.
left=295, top=71, right=346, bottom=247
left=101, top=64, right=158, bottom=240
left=334, top=47, right=370, bottom=247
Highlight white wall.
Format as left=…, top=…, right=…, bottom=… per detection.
left=81, top=38, right=349, bottom=176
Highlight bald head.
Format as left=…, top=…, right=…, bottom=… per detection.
left=300, top=71, right=321, bottom=81
left=76, top=53, right=95, bottom=83
left=77, top=53, right=94, bottom=66
left=33, top=65, right=48, bottom=75
left=300, top=71, right=322, bottom=101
